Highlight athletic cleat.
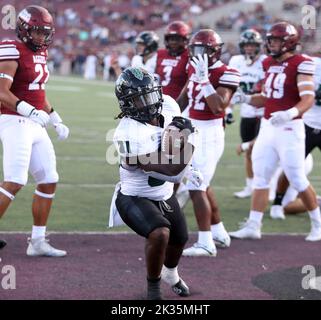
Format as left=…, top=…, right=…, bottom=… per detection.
left=171, top=278, right=190, bottom=297
left=26, top=237, right=67, bottom=257
left=182, top=243, right=217, bottom=257
left=270, top=205, right=286, bottom=220
left=305, top=223, right=321, bottom=242
left=213, top=230, right=231, bottom=248
left=229, top=219, right=261, bottom=239
left=234, top=186, right=252, bottom=199
left=0, top=239, right=7, bottom=250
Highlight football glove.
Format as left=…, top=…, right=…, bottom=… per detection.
left=185, top=165, right=203, bottom=188
left=230, top=88, right=251, bottom=105
left=270, top=107, right=299, bottom=126
left=49, top=111, right=70, bottom=141
left=16, top=101, right=50, bottom=127
left=190, top=54, right=209, bottom=84
left=170, top=116, right=195, bottom=133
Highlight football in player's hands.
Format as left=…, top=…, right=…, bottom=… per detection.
left=161, top=125, right=185, bottom=159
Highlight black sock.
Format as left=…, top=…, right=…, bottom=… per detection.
left=274, top=192, right=285, bottom=205
left=147, top=277, right=162, bottom=300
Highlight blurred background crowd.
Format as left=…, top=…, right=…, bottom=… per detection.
left=0, top=0, right=320, bottom=80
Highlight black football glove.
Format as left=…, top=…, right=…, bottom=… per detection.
left=225, top=112, right=235, bottom=125
left=170, top=116, right=195, bottom=133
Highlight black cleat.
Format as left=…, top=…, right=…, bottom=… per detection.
left=172, top=278, right=190, bottom=297
left=0, top=239, right=7, bottom=250
left=147, top=277, right=163, bottom=300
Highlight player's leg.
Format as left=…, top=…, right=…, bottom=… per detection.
left=161, top=195, right=190, bottom=297
left=230, top=119, right=279, bottom=239
left=280, top=121, right=321, bottom=241
left=116, top=193, right=171, bottom=300
left=207, top=187, right=230, bottom=248
left=0, top=116, right=33, bottom=247
left=235, top=118, right=259, bottom=198
left=27, top=129, right=65, bottom=257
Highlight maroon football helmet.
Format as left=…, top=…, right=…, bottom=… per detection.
left=16, top=5, right=55, bottom=52
left=164, top=21, right=191, bottom=56
left=266, top=22, right=299, bottom=58
left=189, top=29, right=224, bottom=64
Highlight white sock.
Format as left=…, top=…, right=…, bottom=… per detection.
left=31, top=225, right=46, bottom=239
left=308, top=207, right=321, bottom=226
left=211, top=222, right=226, bottom=237
left=161, top=265, right=179, bottom=286
left=249, top=210, right=264, bottom=224
left=197, top=231, right=214, bottom=248
left=246, top=178, right=253, bottom=188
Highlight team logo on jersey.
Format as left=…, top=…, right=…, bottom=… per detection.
left=19, top=9, right=31, bottom=23
left=128, top=67, right=144, bottom=80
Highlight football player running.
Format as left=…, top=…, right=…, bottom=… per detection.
left=229, top=29, right=266, bottom=199
left=177, top=29, right=241, bottom=256
left=269, top=55, right=321, bottom=220
left=112, top=67, right=201, bottom=300
left=229, top=22, right=321, bottom=242
left=0, top=6, right=69, bottom=255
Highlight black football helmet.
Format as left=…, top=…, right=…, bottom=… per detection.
left=115, top=67, right=163, bottom=122
left=239, top=29, right=262, bottom=59
left=135, top=31, right=159, bottom=57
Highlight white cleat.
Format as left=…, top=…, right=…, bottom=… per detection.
left=229, top=220, right=261, bottom=240
left=213, top=230, right=231, bottom=248
left=182, top=243, right=217, bottom=257
left=270, top=205, right=286, bottom=220
left=305, top=223, right=321, bottom=242
left=234, top=186, right=252, bottom=199
left=27, top=237, right=67, bottom=257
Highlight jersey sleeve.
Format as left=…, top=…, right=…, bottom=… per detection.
left=297, top=59, right=315, bottom=75
left=218, top=68, right=241, bottom=91
left=0, top=42, right=20, bottom=61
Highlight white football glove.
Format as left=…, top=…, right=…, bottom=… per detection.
left=230, top=88, right=251, bottom=105
left=270, top=107, right=299, bottom=127
left=190, top=54, right=209, bottom=84
left=49, top=111, right=70, bottom=140
left=16, top=101, right=50, bottom=127
left=185, top=165, right=203, bottom=188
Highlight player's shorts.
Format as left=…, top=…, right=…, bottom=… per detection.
left=186, top=118, right=225, bottom=191
left=240, top=117, right=261, bottom=143
left=305, top=124, right=321, bottom=156
left=116, top=192, right=188, bottom=245
left=0, top=115, right=58, bottom=185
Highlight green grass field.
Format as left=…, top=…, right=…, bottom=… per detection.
left=0, top=75, right=320, bottom=233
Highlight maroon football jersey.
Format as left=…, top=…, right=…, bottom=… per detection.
left=262, top=54, right=315, bottom=119
left=155, top=48, right=189, bottom=100
left=0, top=40, right=49, bottom=115
left=187, top=61, right=240, bottom=120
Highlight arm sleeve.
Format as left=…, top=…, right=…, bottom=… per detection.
left=0, top=42, right=20, bottom=61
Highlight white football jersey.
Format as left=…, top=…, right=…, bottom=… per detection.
left=131, top=53, right=157, bottom=75
left=113, top=94, right=181, bottom=201
left=303, top=56, right=321, bottom=130
left=229, top=54, right=266, bottom=118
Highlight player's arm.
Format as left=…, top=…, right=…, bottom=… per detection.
left=44, top=95, right=70, bottom=140
left=0, top=60, right=19, bottom=110
left=294, top=73, right=315, bottom=115
left=0, top=60, right=50, bottom=126
left=204, top=85, right=234, bottom=114
left=176, top=80, right=189, bottom=112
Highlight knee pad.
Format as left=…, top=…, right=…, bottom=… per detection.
left=287, top=169, right=310, bottom=193
left=35, top=171, right=59, bottom=185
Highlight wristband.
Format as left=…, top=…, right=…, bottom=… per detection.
left=16, top=100, right=35, bottom=117
left=241, top=142, right=250, bottom=151
left=49, top=111, right=63, bottom=124
left=202, top=83, right=216, bottom=98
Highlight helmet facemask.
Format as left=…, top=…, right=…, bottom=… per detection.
left=189, top=44, right=222, bottom=64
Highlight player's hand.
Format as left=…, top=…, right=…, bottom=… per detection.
left=185, top=165, right=203, bottom=188
left=50, top=111, right=70, bottom=140
left=170, top=116, right=195, bottom=134
left=270, top=108, right=299, bottom=126
left=230, top=88, right=250, bottom=105
left=225, top=107, right=234, bottom=125
left=190, top=54, right=209, bottom=84
left=16, top=101, right=50, bottom=127
left=29, top=109, right=50, bottom=127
